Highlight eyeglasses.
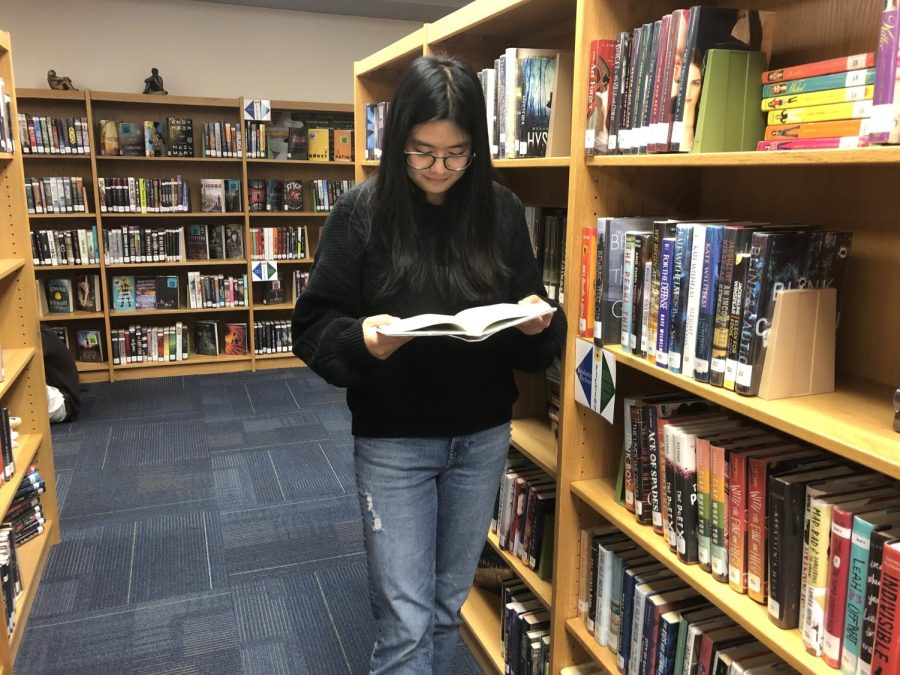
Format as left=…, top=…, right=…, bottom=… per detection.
left=404, top=151, right=475, bottom=171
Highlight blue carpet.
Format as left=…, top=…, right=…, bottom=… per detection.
left=15, top=368, right=484, bottom=674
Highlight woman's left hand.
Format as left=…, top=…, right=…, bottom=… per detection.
left=516, top=295, right=553, bottom=335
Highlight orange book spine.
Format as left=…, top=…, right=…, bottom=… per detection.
left=764, top=118, right=867, bottom=140
left=578, top=226, right=597, bottom=338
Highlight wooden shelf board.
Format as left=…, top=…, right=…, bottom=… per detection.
left=487, top=530, right=552, bottom=608
left=0, top=349, right=36, bottom=400
left=254, top=352, right=296, bottom=360
left=511, top=416, right=557, bottom=476
left=22, top=154, right=91, bottom=160
left=571, top=477, right=828, bottom=675
left=76, top=361, right=108, bottom=373
left=0, top=153, right=13, bottom=161
left=427, top=0, right=575, bottom=45
left=359, top=160, right=379, bottom=168
left=460, top=585, right=504, bottom=674
left=355, top=26, right=426, bottom=77
left=249, top=212, right=327, bottom=218
left=100, top=212, right=245, bottom=218
left=89, top=91, right=239, bottom=108
left=10, top=519, right=57, bottom=659
left=494, top=157, right=571, bottom=169
left=39, top=311, right=104, bottom=322
left=17, top=88, right=86, bottom=100
left=565, top=617, right=619, bottom=674
left=109, top=306, right=249, bottom=318
left=606, top=346, right=900, bottom=479
left=246, top=158, right=354, bottom=166
left=115, top=354, right=252, bottom=370
left=254, top=356, right=304, bottom=371
left=585, top=146, right=900, bottom=168
left=253, top=304, right=294, bottom=312
left=34, top=264, right=101, bottom=271
left=0, top=434, right=43, bottom=516
left=104, top=259, right=246, bottom=268
left=28, top=212, right=96, bottom=218
left=95, top=155, right=242, bottom=163
left=0, top=259, right=25, bottom=282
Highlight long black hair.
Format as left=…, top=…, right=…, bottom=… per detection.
left=372, top=54, right=507, bottom=304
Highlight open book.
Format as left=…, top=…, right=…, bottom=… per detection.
left=377, top=303, right=556, bottom=342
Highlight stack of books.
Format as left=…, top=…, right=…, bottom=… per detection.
left=757, top=53, right=875, bottom=151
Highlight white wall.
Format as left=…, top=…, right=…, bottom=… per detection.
left=3, top=0, right=419, bottom=102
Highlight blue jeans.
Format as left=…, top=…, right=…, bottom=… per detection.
left=354, top=423, right=511, bottom=675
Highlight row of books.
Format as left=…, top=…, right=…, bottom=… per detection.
left=256, top=271, right=309, bottom=307
left=25, top=175, right=89, bottom=214
left=525, top=206, right=566, bottom=303
left=111, top=323, right=189, bottom=363
left=98, top=118, right=200, bottom=157
left=249, top=226, right=308, bottom=260
left=615, top=391, right=900, bottom=673
left=499, top=577, right=550, bottom=675
left=580, top=218, right=852, bottom=397
left=104, top=222, right=244, bottom=264
left=0, top=78, right=13, bottom=153
left=17, top=114, right=88, bottom=154
left=46, top=327, right=104, bottom=363
left=247, top=178, right=353, bottom=213
left=254, top=320, right=292, bottom=354
left=37, top=275, right=101, bottom=314
left=578, top=525, right=796, bottom=675
left=758, top=53, right=875, bottom=150
left=108, top=273, right=249, bottom=312
left=97, top=175, right=190, bottom=213
left=31, top=227, right=100, bottom=266
left=195, top=320, right=247, bottom=357
left=245, top=121, right=353, bottom=162
left=492, top=450, right=555, bottom=582
left=185, top=272, right=248, bottom=310
left=5, top=467, right=46, bottom=547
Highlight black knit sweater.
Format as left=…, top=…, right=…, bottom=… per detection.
left=291, top=180, right=566, bottom=438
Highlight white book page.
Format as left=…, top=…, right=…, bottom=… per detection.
left=378, top=302, right=555, bottom=338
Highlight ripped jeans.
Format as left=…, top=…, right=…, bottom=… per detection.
left=354, top=423, right=511, bottom=675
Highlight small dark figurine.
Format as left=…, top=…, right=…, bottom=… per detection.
left=143, top=68, right=168, bottom=95
left=47, top=69, right=77, bottom=91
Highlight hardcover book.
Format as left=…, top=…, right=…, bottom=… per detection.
left=207, top=224, right=226, bottom=259
left=223, top=322, right=248, bottom=355
left=287, top=126, right=308, bottom=160
left=134, top=276, right=157, bottom=310
left=111, top=275, right=136, bottom=311
left=144, top=120, right=165, bottom=156
left=307, top=127, right=330, bottom=161
left=117, top=121, right=144, bottom=156
left=98, top=119, right=119, bottom=155
left=224, top=224, right=243, bottom=259
left=248, top=179, right=266, bottom=212
left=155, top=276, right=180, bottom=309
left=333, top=128, right=353, bottom=161
left=75, top=329, right=104, bottom=363
left=283, top=180, right=304, bottom=211
left=518, top=55, right=556, bottom=158
left=266, top=179, right=284, bottom=211
left=45, top=278, right=73, bottom=313
left=185, top=224, right=209, bottom=260
left=200, top=178, right=226, bottom=213
left=74, top=273, right=101, bottom=312
left=262, top=273, right=286, bottom=305
left=166, top=117, right=194, bottom=157
left=224, top=179, right=241, bottom=212
left=194, top=320, right=220, bottom=356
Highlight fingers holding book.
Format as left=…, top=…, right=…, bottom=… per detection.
left=363, top=314, right=414, bottom=360
left=516, top=295, right=554, bottom=335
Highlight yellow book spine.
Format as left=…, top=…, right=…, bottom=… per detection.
left=762, top=84, right=874, bottom=111
left=767, top=100, right=872, bottom=125
left=801, top=499, right=833, bottom=657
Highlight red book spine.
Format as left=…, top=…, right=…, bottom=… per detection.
left=578, top=226, right=597, bottom=338
left=647, top=13, right=671, bottom=154
left=727, top=451, right=749, bottom=593
left=870, top=542, right=900, bottom=674
left=762, top=52, right=875, bottom=84
left=821, top=505, right=855, bottom=667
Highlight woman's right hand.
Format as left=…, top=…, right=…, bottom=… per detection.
left=362, top=315, right=413, bottom=360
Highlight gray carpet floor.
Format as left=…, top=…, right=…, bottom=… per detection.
left=14, top=367, right=483, bottom=674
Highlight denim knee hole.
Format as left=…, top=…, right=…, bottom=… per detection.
left=364, top=492, right=383, bottom=532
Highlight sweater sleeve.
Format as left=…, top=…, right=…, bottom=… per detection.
left=291, top=192, right=382, bottom=387
left=501, top=192, right=567, bottom=373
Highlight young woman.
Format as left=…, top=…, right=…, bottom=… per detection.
left=292, top=54, right=566, bottom=674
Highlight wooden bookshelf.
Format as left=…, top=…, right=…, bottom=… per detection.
left=355, top=0, right=900, bottom=673
left=459, top=585, right=504, bottom=674
left=17, top=89, right=354, bottom=379
left=0, top=30, right=62, bottom=668
left=486, top=530, right=552, bottom=608
left=510, top=416, right=557, bottom=476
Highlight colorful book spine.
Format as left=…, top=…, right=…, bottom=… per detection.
left=757, top=136, right=869, bottom=151
left=870, top=3, right=900, bottom=143
left=656, top=237, right=675, bottom=368
left=801, top=497, right=839, bottom=656
left=693, top=224, right=723, bottom=383
left=766, top=100, right=872, bottom=125
left=761, top=84, right=874, bottom=111
left=667, top=224, right=694, bottom=374
left=621, top=233, right=637, bottom=352
left=696, top=437, right=714, bottom=572
left=579, top=226, right=597, bottom=338
left=870, top=541, right=900, bottom=674
left=761, top=68, right=876, bottom=98
left=763, top=118, right=869, bottom=140
left=762, top=52, right=875, bottom=84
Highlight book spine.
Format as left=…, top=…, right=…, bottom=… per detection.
left=709, top=444, right=728, bottom=581
left=667, top=224, right=693, bottom=373
left=670, top=7, right=699, bottom=152
left=664, top=426, right=678, bottom=552
left=768, top=480, right=805, bottom=629
left=624, top=401, right=639, bottom=512
left=727, top=452, right=749, bottom=593
left=655, top=238, right=674, bottom=367
left=762, top=68, right=876, bottom=98
left=762, top=52, right=875, bottom=84
left=767, top=100, right=872, bottom=125
left=870, top=5, right=900, bottom=143
left=696, top=438, right=713, bottom=572
left=647, top=407, right=663, bottom=534
left=694, top=225, right=722, bottom=382
left=764, top=118, right=868, bottom=140
left=584, top=39, right=601, bottom=155
left=675, top=433, right=699, bottom=565
left=746, top=458, right=768, bottom=604
left=734, top=233, right=768, bottom=395
left=621, top=233, right=636, bottom=352
left=609, top=32, right=631, bottom=154
left=841, top=519, right=876, bottom=674
left=594, top=223, right=605, bottom=340
left=709, top=228, right=740, bottom=387
left=757, top=135, right=869, bottom=151
left=579, top=226, right=597, bottom=338
left=762, top=84, right=874, bottom=111
left=858, top=531, right=892, bottom=674
left=870, top=543, right=900, bottom=674
left=620, top=26, right=644, bottom=154
left=802, top=499, right=835, bottom=656
left=822, top=507, right=856, bottom=667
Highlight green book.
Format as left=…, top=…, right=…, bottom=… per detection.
left=692, top=49, right=766, bottom=153
left=673, top=605, right=722, bottom=675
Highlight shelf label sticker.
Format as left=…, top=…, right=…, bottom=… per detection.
left=252, top=261, right=278, bottom=282
left=244, top=99, right=272, bottom=121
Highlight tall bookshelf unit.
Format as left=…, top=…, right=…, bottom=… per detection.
left=356, top=1, right=900, bottom=673
left=0, top=30, right=61, bottom=671
left=17, top=90, right=353, bottom=381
